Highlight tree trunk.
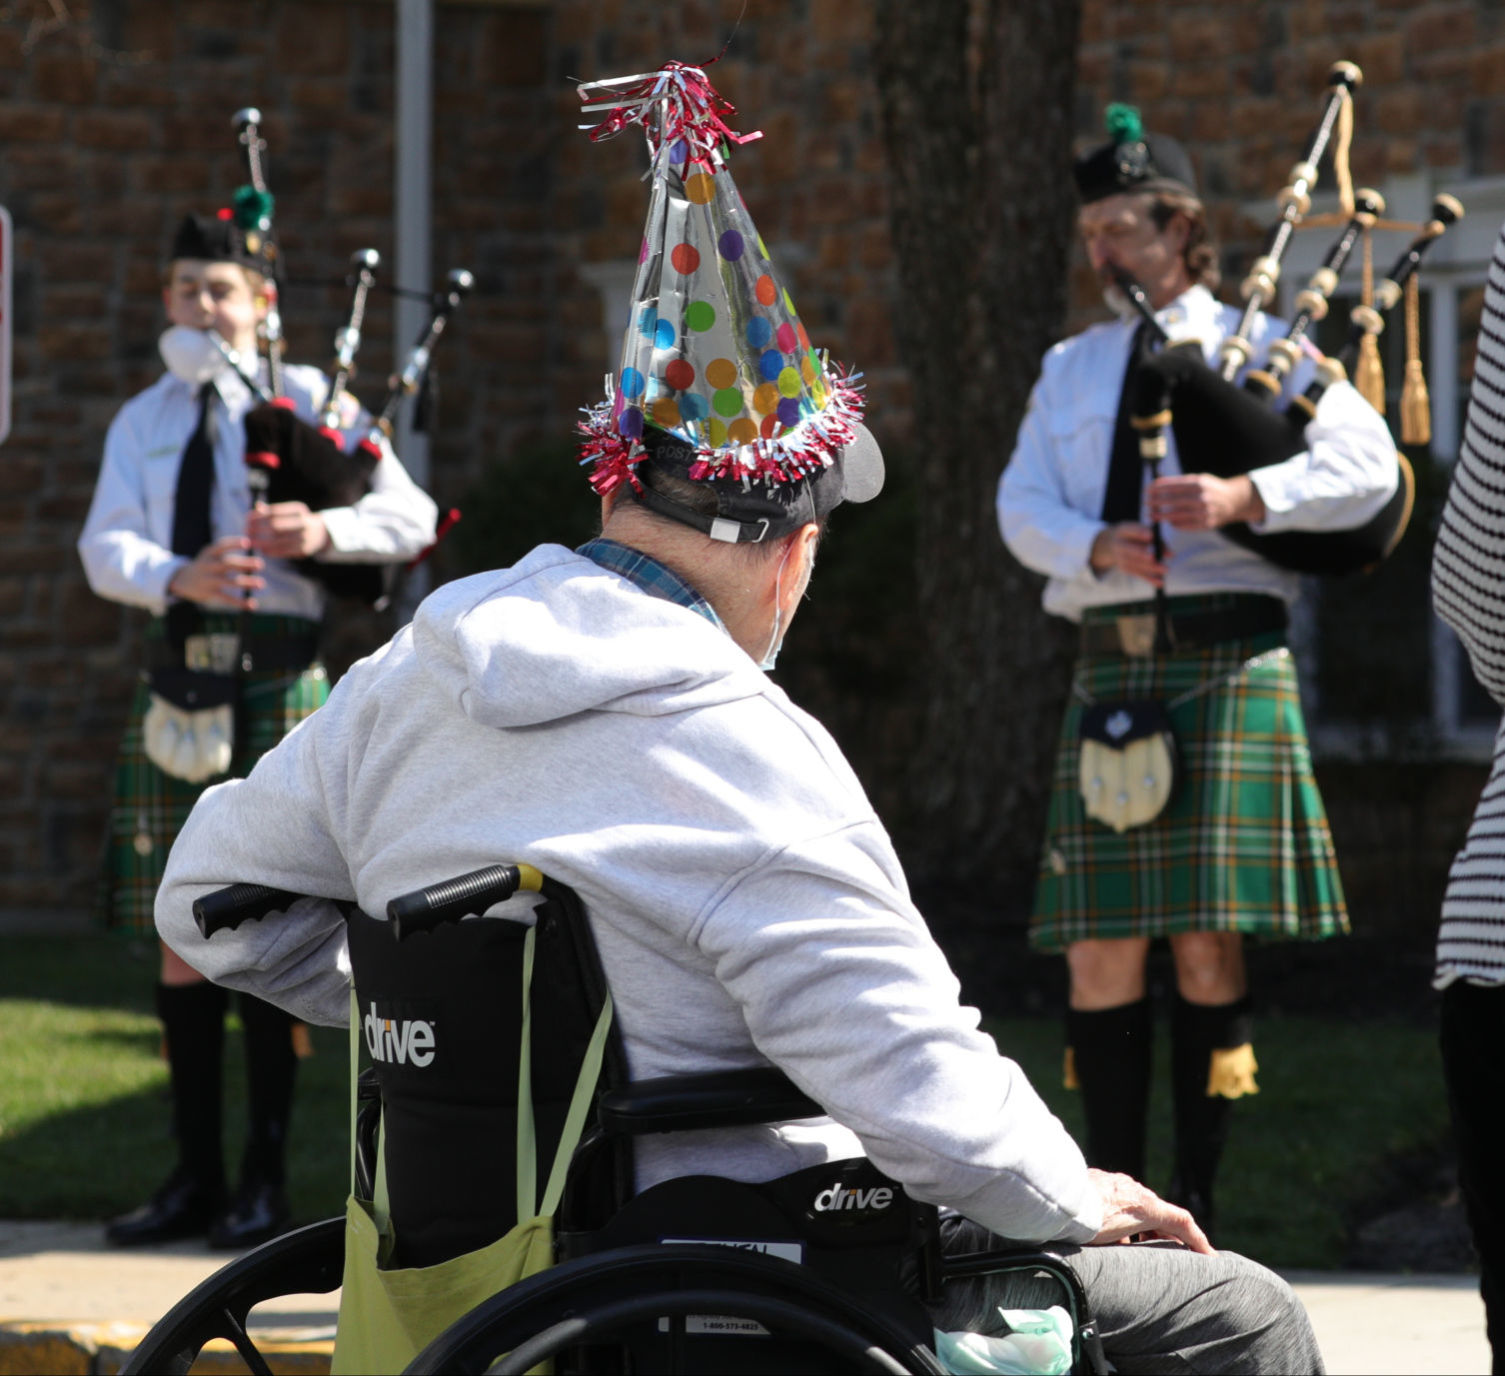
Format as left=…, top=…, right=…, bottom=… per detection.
left=872, top=0, right=1083, bottom=909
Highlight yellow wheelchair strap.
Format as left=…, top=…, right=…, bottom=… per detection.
left=516, top=924, right=615, bottom=1221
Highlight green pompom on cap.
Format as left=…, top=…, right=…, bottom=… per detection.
left=232, top=185, right=275, bottom=234
left=1104, top=103, right=1144, bottom=145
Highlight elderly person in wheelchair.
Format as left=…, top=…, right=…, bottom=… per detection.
left=150, top=411, right=1324, bottom=1374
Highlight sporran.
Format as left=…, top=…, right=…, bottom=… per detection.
left=1078, top=699, right=1180, bottom=833
left=142, top=634, right=241, bottom=783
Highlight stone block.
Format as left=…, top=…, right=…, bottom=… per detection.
left=1406, top=4, right=1476, bottom=55
left=0, top=458, right=42, bottom=498
left=479, top=8, right=550, bottom=86
left=38, top=324, right=111, bottom=363
left=1168, top=16, right=1227, bottom=62
left=72, top=109, right=157, bottom=151
left=4, top=149, right=73, bottom=192
left=274, top=4, right=350, bottom=76
left=27, top=195, right=84, bottom=235
left=1375, top=88, right=1424, bottom=137
left=101, top=78, right=175, bottom=109
left=289, top=79, right=347, bottom=114
left=0, top=105, right=65, bottom=142
left=1353, top=31, right=1406, bottom=86
left=33, top=53, right=98, bottom=104
left=134, top=157, right=211, bottom=194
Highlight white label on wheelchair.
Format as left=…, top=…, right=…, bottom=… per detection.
left=660, top=1237, right=804, bottom=1264
left=656, top=1238, right=805, bottom=1338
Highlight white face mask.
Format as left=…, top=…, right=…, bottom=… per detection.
left=158, top=326, right=229, bottom=386
left=759, top=539, right=809, bottom=672
left=1101, top=282, right=1137, bottom=320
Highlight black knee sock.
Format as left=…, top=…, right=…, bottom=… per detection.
left=156, top=981, right=228, bottom=1192
left=237, top=992, right=298, bottom=1190
left=1065, top=998, right=1153, bottom=1181
left=1170, top=992, right=1256, bottom=1214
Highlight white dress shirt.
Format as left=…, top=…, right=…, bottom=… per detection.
left=79, top=363, right=438, bottom=620
left=997, top=284, right=1398, bottom=622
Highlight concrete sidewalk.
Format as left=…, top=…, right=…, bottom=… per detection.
left=0, top=1218, right=1491, bottom=1374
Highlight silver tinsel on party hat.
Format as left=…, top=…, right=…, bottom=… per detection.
left=577, top=62, right=864, bottom=495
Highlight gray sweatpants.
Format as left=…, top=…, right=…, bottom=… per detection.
left=931, top=1218, right=1325, bottom=1375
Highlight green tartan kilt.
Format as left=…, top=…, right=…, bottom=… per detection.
left=102, top=613, right=329, bottom=936
left=1030, top=596, right=1349, bottom=953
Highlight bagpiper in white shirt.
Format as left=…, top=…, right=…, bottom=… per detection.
left=998, top=283, right=1397, bottom=621
left=79, top=362, right=437, bottom=620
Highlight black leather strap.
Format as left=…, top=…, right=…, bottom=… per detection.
left=145, top=634, right=320, bottom=675
left=1101, top=322, right=1153, bottom=523
left=1080, top=597, right=1286, bottom=656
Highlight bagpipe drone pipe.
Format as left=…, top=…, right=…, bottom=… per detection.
left=222, top=110, right=468, bottom=605
left=242, top=248, right=387, bottom=605
left=240, top=261, right=473, bottom=605
left=1118, top=66, right=1462, bottom=576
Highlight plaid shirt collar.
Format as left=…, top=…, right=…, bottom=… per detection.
left=577, top=538, right=726, bottom=633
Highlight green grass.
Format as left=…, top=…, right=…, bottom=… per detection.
left=0, top=936, right=1450, bottom=1269
left=0, top=935, right=351, bottom=1226
left=985, top=1013, right=1450, bottom=1269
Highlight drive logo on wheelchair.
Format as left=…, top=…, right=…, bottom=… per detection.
left=811, top=1181, right=895, bottom=1217
left=361, top=1001, right=436, bottom=1067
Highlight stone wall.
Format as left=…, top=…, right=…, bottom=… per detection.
left=0, top=0, right=1498, bottom=932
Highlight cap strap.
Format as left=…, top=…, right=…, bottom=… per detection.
left=632, top=483, right=771, bottom=544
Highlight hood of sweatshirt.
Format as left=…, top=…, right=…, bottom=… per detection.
left=410, top=544, right=772, bottom=729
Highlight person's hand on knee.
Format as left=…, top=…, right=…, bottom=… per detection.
left=1085, top=1168, right=1213, bottom=1254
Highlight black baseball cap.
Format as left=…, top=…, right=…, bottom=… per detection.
left=631, top=422, right=885, bottom=543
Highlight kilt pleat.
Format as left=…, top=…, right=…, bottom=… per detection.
left=102, top=613, right=329, bottom=935
left=1031, top=595, right=1348, bottom=953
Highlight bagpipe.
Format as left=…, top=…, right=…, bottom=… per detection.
left=223, top=111, right=470, bottom=602
left=1122, top=60, right=1464, bottom=578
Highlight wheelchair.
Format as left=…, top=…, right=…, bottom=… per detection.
left=122, top=865, right=1108, bottom=1375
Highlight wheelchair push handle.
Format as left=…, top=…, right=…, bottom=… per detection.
left=386, top=862, right=544, bottom=939
left=193, top=882, right=307, bottom=937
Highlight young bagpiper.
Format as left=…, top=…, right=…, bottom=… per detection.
left=79, top=207, right=437, bottom=1247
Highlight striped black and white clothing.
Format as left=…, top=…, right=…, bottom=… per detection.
left=1432, top=225, right=1505, bottom=988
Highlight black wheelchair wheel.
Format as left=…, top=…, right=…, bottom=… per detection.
left=118, top=1216, right=344, bottom=1376
left=405, top=1243, right=949, bottom=1375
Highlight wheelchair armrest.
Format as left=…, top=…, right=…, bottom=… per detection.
left=597, top=1067, right=824, bottom=1136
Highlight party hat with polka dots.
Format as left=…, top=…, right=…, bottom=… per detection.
left=576, top=62, right=866, bottom=501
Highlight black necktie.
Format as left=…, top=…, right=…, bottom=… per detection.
left=1101, top=322, right=1153, bottom=524
left=170, top=383, right=218, bottom=558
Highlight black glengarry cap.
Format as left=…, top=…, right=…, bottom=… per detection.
left=1073, top=103, right=1198, bottom=203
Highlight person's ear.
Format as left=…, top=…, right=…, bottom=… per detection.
left=775, top=522, right=820, bottom=615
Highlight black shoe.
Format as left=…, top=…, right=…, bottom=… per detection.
left=208, top=1180, right=291, bottom=1250
left=105, top=1171, right=222, bottom=1247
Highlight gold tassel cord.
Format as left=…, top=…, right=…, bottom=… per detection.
left=1206, top=1044, right=1260, bottom=1099
left=1331, top=85, right=1355, bottom=219
left=1354, top=228, right=1387, bottom=414
left=1400, top=272, right=1431, bottom=446
left=1063, top=1046, right=1079, bottom=1091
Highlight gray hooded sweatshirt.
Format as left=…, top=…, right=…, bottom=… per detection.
left=157, top=543, right=1101, bottom=1245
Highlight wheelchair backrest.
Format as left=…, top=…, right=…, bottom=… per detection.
left=346, top=881, right=625, bottom=1269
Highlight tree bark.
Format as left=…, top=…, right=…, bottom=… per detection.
left=872, top=0, right=1083, bottom=902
